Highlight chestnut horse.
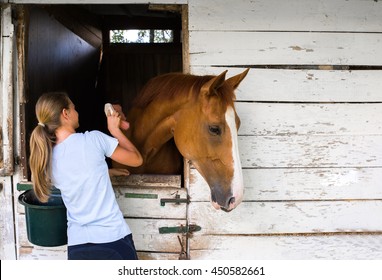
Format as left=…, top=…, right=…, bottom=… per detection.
left=116, top=69, right=249, bottom=211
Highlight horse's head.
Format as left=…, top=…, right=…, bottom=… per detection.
left=174, top=69, right=249, bottom=212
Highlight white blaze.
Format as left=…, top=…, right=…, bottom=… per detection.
left=225, top=106, right=244, bottom=208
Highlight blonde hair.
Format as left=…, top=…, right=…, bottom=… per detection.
left=29, top=92, right=71, bottom=202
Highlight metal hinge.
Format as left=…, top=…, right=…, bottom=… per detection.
left=159, top=224, right=201, bottom=234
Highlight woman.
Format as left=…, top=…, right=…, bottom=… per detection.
left=29, top=92, right=143, bottom=260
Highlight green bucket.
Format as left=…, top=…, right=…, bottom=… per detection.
left=18, top=189, right=67, bottom=247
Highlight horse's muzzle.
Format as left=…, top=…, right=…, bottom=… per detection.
left=211, top=191, right=237, bottom=211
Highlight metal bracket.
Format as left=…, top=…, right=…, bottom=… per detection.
left=159, top=224, right=201, bottom=234
left=160, top=194, right=189, bottom=206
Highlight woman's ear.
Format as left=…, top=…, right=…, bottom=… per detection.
left=61, top=108, right=70, bottom=121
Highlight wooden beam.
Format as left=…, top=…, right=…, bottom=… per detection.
left=43, top=5, right=102, bottom=48
left=102, top=15, right=181, bottom=31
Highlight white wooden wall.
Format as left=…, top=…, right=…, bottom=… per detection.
left=5, top=0, right=382, bottom=260
left=0, top=4, right=17, bottom=260
left=187, top=0, right=382, bottom=259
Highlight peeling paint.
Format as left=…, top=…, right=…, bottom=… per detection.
left=289, top=45, right=314, bottom=52
left=290, top=45, right=303, bottom=51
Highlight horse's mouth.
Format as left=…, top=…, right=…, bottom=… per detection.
left=212, top=202, right=233, bottom=212
left=220, top=207, right=233, bottom=213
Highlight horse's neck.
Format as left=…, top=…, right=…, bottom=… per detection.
left=129, top=96, right=188, bottom=145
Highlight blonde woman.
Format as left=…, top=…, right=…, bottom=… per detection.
left=29, top=92, right=142, bottom=260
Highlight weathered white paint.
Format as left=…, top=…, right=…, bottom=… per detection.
left=0, top=177, right=16, bottom=259
left=189, top=0, right=382, bottom=32
left=235, top=103, right=382, bottom=136
left=0, top=6, right=16, bottom=260
left=239, top=135, right=382, bottom=168
left=19, top=248, right=179, bottom=260
left=192, top=67, right=382, bottom=102
left=115, top=186, right=187, bottom=218
left=4, top=0, right=382, bottom=261
left=190, top=235, right=382, bottom=260
left=0, top=5, right=14, bottom=176
left=186, top=0, right=382, bottom=260
left=126, top=219, right=187, bottom=253
left=189, top=201, right=382, bottom=234
left=189, top=32, right=382, bottom=66
left=190, top=168, right=382, bottom=201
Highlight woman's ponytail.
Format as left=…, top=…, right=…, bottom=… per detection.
left=29, top=92, right=70, bottom=202
left=29, top=125, right=54, bottom=202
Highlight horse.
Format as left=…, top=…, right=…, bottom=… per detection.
left=114, top=69, right=249, bottom=212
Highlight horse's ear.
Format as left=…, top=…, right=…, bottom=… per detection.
left=225, top=68, right=250, bottom=89
left=201, top=70, right=228, bottom=96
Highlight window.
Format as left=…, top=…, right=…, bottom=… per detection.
left=110, top=29, right=174, bottom=43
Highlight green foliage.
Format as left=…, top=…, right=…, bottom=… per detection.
left=110, top=29, right=173, bottom=43
left=110, top=30, right=128, bottom=43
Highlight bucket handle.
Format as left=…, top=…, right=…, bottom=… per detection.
left=18, top=191, right=27, bottom=206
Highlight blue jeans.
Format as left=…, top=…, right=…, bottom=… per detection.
left=68, top=234, right=138, bottom=260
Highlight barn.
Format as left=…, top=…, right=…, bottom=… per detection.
left=1, top=0, right=382, bottom=260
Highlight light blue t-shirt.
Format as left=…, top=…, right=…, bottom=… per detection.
left=52, top=131, right=131, bottom=246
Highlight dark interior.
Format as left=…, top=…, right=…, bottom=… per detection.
left=24, top=4, right=183, bottom=177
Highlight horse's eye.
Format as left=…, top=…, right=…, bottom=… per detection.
left=208, top=125, right=222, bottom=136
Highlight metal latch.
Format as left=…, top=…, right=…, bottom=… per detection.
left=160, top=194, right=189, bottom=206
left=159, top=224, right=201, bottom=234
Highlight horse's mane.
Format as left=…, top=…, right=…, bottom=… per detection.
left=133, top=73, right=236, bottom=108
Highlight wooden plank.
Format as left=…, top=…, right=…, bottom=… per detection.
left=0, top=177, right=16, bottom=259
left=126, top=218, right=187, bottom=253
left=9, top=0, right=187, bottom=3
left=19, top=246, right=67, bottom=260
left=189, top=234, right=382, bottom=260
left=116, top=186, right=187, bottom=219
left=138, top=252, right=181, bottom=260
left=188, top=201, right=382, bottom=234
left=236, top=103, right=382, bottom=136
left=190, top=168, right=382, bottom=201
left=0, top=5, right=14, bottom=176
left=189, top=32, right=382, bottom=66
left=189, top=0, right=382, bottom=32
left=18, top=247, right=180, bottom=260
left=238, top=135, right=382, bottom=168
left=18, top=246, right=181, bottom=260
left=111, top=174, right=181, bottom=188
left=191, top=67, right=382, bottom=102
left=0, top=6, right=16, bottom=260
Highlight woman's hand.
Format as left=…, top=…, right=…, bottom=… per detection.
left=107, top=111, right=123, bottom=134
left=112, top=104, right=130, bottom=131
left=106, top=104, right=143, bottom=167
left=106, top=104, right=130, bottom=132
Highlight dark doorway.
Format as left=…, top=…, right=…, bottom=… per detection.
left=24, top=4, right=183, bottom=178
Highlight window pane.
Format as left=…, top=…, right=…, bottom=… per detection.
left=109, top=29, right=174, bottom=43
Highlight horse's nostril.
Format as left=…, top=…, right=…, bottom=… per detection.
left=217, top=197, right=235, bottom=212
left=228, top=197, right=235, bottom=205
